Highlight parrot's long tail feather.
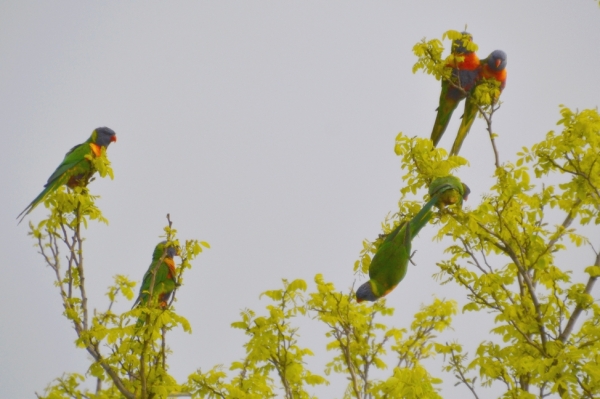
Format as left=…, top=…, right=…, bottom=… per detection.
left=450, top=98, right=478, bottom=156
left=430, top=96, right=460, bottom=147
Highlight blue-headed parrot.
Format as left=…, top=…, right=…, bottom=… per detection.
left=132, top=241, right=179, bottom=312
left=450, top=50, right=507, bottom=156
left=17, top=127, right=117, bottom=223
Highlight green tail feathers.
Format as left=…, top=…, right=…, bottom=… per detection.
left=408, top=193, right=441, bottom=237
left=450, top=97, right=479, bottom=156
left=408, top=187, right=455, bottom=239
left=17, top=178, right=65, bottom=224
left=430, top=93, right=461, bottom=147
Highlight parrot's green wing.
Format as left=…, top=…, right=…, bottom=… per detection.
left=365, top=222, right=412, bottom=300
left=45, top=143, right=94, bottom=186
left=134, top=261, right=171, bottom=307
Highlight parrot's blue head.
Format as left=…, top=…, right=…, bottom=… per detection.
left=94, top=127, right=117, bottom=147
left=356, top=281, right=378, bottom=303
left=154, top=241, right=178, bottom=259
left=451, top=31, right=473, bottom=54
left=487, top=50, right=507, bottom=72
left=166, top=246, right=177, bottom=258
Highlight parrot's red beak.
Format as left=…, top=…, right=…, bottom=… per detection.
left=495, top=59, right=502, bottom=68
left=111, top=135, right=117, bottom=143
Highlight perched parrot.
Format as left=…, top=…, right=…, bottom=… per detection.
left=17, top=127, right=117, bottom=223
left=450, top=50, right=507, bottom=156
left=430, top=32, right=480, bottom=147
left=356, top=186, right=454, bottom=303
left=428, top=175, right=470, bottom=208
left=132, top=241, right=179, bottom=311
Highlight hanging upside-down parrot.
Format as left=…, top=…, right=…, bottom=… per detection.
left=132, top=241, right=179, bottom=311
left=17, top=127, right=117, bottom=223
left=428, top=175, right=470, bottom=208
left=356, top=184, right=457, bottom=303
left=430, top=32, right=480, bottom=147
left=450, top=50, right=507, bottom=156
left=356, top=177, right=469, bottom=303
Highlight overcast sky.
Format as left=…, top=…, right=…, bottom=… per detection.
left=1, top=1, right=599, bottom=398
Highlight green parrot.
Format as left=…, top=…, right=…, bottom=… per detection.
left=428, top=175, right=470, bottom=208
left=17, top=127, right=117, bottom=223
left=430, top=32, right=480, bottom=147
left=132, top=241, right=179, bottom=310
left=356, top=188, right=448, bottom=303
left=356, top=177, right=470, bottom=303
left=450, top=50, right=507, bottom=156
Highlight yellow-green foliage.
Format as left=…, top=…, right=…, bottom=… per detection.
left=188, top=279, right=327, bottom=399
left=187, top=276, right=454, bottom=399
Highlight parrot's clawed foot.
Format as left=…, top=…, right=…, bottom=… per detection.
left=409, top=250, right=418, bottom=266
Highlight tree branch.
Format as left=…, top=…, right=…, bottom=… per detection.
left=558, top=247, right=600, bottom=343
left=448, top=346, right=480, bottom=399
left=75, top=206, right=89, bottom=331
left=477, top=102, right=501, bottom=168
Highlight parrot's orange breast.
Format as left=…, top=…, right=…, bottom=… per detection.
left=89, top=143, right=102, bottom=157
left=482, top=66, right=507, bottom=83
left=165, top=258, right=176, bottom=278
left=458, top=53, right=480, bottom=70
left=447, top=53, right=480, bottom=70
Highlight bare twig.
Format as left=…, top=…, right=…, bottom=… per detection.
left=479, top=103, right=501, bottom=168
left=448, top=345, right=480, bottom=399
left=559, top=247, right=600, bottom=343
left=74, top=205, right=89, bottom=331
left=141, top=339, right=148, bottom=399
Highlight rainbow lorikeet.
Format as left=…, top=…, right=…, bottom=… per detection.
left=132, top=241, right=179, bottom=311
left=450, top=50, right=507, bottom=156
left=17, top=127, right=117, bottom=223
left=429, top=175, right=470, bottom=208
left=430, top=32, right=480, bottom=147
left=356, top=178, right=467, bottom=303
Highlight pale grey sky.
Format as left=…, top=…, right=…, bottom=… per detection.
left=1, top=1, right=599, bottom=398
